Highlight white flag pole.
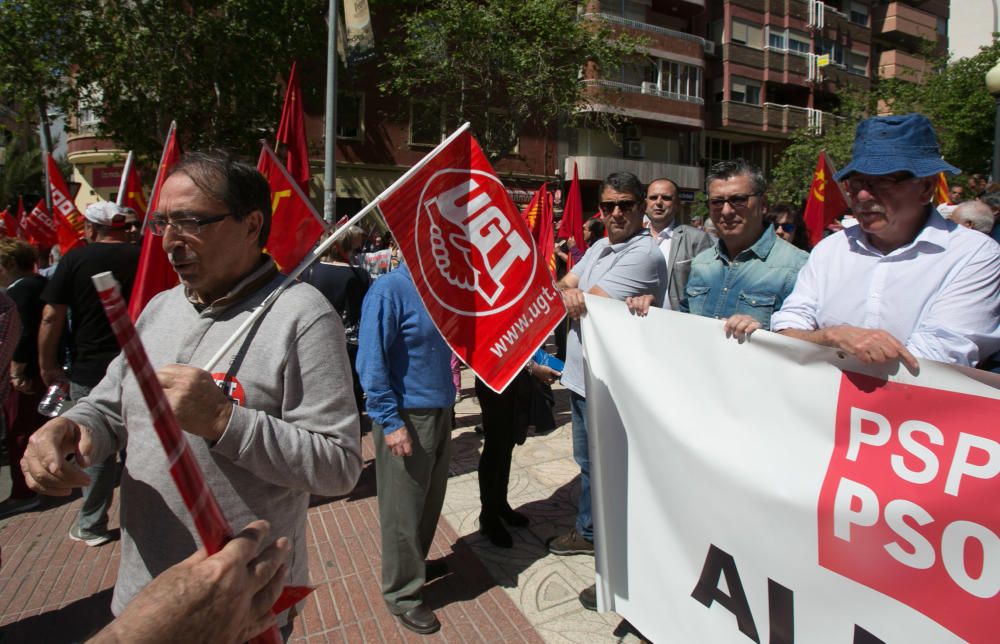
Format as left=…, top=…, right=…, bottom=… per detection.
left=140, top=120, right=177, bottom=233
left=201, top=121, right=471, bottom=372
left=116, top=151, right=135, bottom=207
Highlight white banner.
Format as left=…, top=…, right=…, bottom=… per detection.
left=581, top=295, right=1000, bottom=643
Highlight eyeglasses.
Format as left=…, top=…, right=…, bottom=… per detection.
left=777, top=222, right=796, bottom=233
left=707, top=194, right=760, bottom=211
left=845, top=174, right=915, bottom=195
left=149, top=212, right=233, bottom=237
left=646, top=194, right=674, bottom=202
left=598, top=199, right=638, bottom=215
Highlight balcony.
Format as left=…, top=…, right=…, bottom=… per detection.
left=66, top=132, right=123, bottom=165
left=723, top=43, right=766, bottom=70
left=767, top=0, right=810, bottom=20
left=583, top=13, right=709, bottom=57
left=872, top=2, right=938, bottom=44
left=731, top=0, right=767, bottom=14
left=763, top=102, right=809, bottom=132
left=709, top=101, right=831, bottom=135
left=764, top=48, right=809, bottom=81
left=566, top=155, right=704, bottom=191
left=877, top=49, right=929, bottom=83
left=581, top=79, right=704, bottom=128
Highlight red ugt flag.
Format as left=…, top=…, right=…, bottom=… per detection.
left=257, top=143, right=326, bottom=272
left=129, top=122, right=181, bottom=321
left=47, top=154, right=86, bottom=239
left=24, top=200, right=58, bottom=248
left=803, top=150, right=850, bottom=247
left=378, top=128, right=566, bottom=393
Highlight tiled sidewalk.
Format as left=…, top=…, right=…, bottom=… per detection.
left=0, top=370, right=641, bottom=643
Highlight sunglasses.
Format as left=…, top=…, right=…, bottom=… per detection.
left=707, top=194, right=760, bottom=211
left=777, top=223, right=796, bottom=233
left=598, top=199, right=637, bottom=215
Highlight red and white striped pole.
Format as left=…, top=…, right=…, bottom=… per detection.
left=92, top=271, right=310, bottom=643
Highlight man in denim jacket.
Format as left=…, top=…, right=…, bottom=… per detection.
left=680, top=159, right=808, bottom=327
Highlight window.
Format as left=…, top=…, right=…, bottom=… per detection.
left=337, top=93, right=363, bottom=140
left=768, top=30, right=787, bottom=50
left=409, top=100, right=443, bottom=146
left=849, top=1, right=869, bottom=25
left=705, top=136, right=732, bottom=168
left=848, top=52, right=868, bottom=75
left=816, top=39, right=845, bottom=65
left=659, top=60, right=702, bottom=100
left=731, top=20, right=763, bottom=49
left=788, top=32, right=811, bottom=54
left=731, top=77, right=761, bottom=105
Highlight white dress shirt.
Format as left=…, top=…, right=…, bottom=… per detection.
left=771, top=209, right=1000, bottom=366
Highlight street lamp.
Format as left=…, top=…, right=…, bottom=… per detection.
left=985, top=59, right=1000, bottom=181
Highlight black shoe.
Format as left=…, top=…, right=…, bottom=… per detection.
left=579, top=584, right=598, bottom=611
left=425, top=559, right=449, bottom=581
left=396, top=604, right=441, bottom=635
left=499, top=506, right=530, bottom=527
left=479, top=515, right=513, bottom=548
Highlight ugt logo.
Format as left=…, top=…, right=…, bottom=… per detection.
left=415, top=169, right=535, bottom=316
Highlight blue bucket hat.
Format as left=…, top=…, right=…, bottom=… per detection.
left=834, top=113, right=960, bottom=181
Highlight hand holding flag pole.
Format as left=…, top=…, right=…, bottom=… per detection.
left=91, top=271, right=311, bottom=644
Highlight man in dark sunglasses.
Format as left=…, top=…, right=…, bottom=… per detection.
left=547, top=171, right=667, bottom=611
left=645, top=178, right=712, bottom=310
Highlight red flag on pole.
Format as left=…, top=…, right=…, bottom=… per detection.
left=0, top=208, right=15, bottom=238
left=46, top=154, right=86, bottom=241
left=522, top=184, right=556, bottom=277
left=522, top=183, right=547, bottom=238
left=556, top=162, right=585, bottom=266
left=803, top=150, right=850, bottom=247
left=23, top=199, right=58, bottom=249
left=257, top=141, right=327, bottom=272
left=378, top=126, right=566, bottom=393
left=128, top=122, right=181, bottom=321
left=15, top=197, right=28, bottom=241
left=118, top=151, right=148, bottom=215
left=276, top=62, right=311, bottom=190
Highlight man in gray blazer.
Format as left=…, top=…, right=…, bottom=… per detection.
left=645, top=178, right=713, bottom=310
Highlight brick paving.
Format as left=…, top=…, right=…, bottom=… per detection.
left=0, top=366, right=643, bottom=643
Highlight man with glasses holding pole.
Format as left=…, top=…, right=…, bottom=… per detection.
left=766, top=113, right=1000, bottom=368
left=546, top=171, right=666, bottom=610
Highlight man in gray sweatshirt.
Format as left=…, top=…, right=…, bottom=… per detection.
left=21, top=152, right=362, bottom=635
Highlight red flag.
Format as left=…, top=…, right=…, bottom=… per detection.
left=378, top=127, right=566, bottom=393
left=0, top=208, right=15, bottom=238
left=15, top=197, right=28, bottom=241
left=522, top=184, right=556, bottom=277
left=128, top=123, right=181, bottom=321
left=803, top=150, right=850, bottom=247
left=257, top=142, right=327, bottom=272
left=276, top=62, right=311, bottom=189
left=933, top=172, right=950, bottom=206
left=556, top=162, right=585, bottom=266
left=121, top=160, right=148, bottom=215
left=45, top=155, right=86, bottom=255
left=24, top=200, right=58, bottom=248
left=521, top=183, right=548, bottom=239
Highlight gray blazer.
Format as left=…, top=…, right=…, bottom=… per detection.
left=665, top=224, right=713, bottom=311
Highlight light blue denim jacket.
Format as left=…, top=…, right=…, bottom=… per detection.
left=681, top=224, right=808, bottom=329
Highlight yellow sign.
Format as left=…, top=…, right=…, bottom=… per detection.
left=816, top=54, right=831, bottom=68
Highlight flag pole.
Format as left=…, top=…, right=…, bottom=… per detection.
left=323, top=0, right=338, bottom=224
left=140, top=121, right=177, bottom=233
left=116, top=151, right=135, bottom=207
left=202, top=122, right=471, bottom=372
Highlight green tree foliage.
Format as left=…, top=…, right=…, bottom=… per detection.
left=0, top=131, right=44, bottom=210
left=1, top=1, right=328, bottom=163
left=377, top=0, right=641, bottom=162
left=772, top=39, right=1000, bottom=206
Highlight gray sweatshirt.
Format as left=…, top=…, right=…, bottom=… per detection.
left=64, top=264, right=362, bottom=621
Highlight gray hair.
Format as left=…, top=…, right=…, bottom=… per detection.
left=979, top=191, right=1000, bottom=213
left=952, top=201, right=995, bottom=234
left=600, top=171, right=644, bottom=202
left=705, top=159, right=767, bottom=195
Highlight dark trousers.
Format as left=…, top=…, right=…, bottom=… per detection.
left=475, top=374, right=534, bottom=518
left=5, top=385, right=45, bottom=498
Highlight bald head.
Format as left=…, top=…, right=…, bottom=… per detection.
left=950, top=201, right=994, bottom=234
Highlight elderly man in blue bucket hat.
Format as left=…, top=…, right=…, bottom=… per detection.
left=757, top=113, right=1000, bottom=368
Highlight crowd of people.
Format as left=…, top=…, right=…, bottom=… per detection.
left=0, top=112, right=997, bottom=642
